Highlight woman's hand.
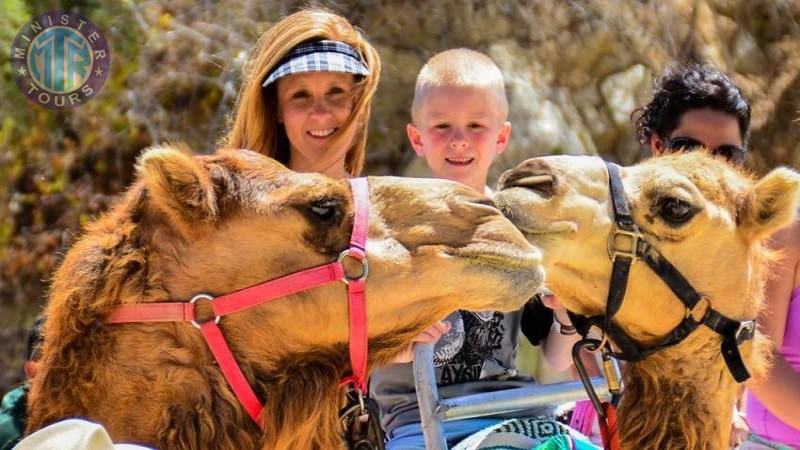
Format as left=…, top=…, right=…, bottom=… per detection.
left=541, top=294, right=581, bottom=371
left=541, top=294, right=572, bottom=328
left=391, top=321, right=451, bottom=363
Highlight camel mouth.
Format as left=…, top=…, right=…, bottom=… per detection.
left=515, top=221, right=577, bottom=237
left=493, top=192, right=575, bottom=239
left=446, top=244, right=542, bottom=269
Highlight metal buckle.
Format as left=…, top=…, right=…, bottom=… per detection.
left=735, top=320, right=757, bottom=343
left=356, top=387, right=366, bottom=414
left=190, top=293, right=220, bottom=329
left=607, top=226, right=642, bottom=262
left=338, top=249, right=369, bottom=285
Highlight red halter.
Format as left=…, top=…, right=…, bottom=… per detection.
left=105, top=178, right=371, bottom=427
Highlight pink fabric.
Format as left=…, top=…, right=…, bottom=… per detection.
left=782, top=285, right=800, bottom=366
left=569, top=400, right=596, bottom=437
left=746, top=285, right=800, bottom=446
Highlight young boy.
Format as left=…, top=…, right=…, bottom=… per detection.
left=370, top=48, right=579, bottom=450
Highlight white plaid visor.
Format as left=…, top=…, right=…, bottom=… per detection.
left=262, top=40, right=369, bottom=88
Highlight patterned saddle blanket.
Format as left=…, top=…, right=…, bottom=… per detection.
left=452, top=416, right=600, bottom=450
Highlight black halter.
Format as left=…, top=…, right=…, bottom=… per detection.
left=569, top=161, right=757, bottom=382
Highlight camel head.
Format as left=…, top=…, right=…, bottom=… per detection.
left=28, top=145, right=542, bottom=449
left=495, top=152, right=800, bottom=449
left=496, top=153, right=799, bottom=341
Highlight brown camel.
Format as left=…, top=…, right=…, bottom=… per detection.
left=495, top=152, right=800, bottom=450
left=26, top=145, right=544, bottom=449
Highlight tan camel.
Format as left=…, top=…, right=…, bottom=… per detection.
left=495, top=152, right=800, bottom=450
left=26, top=145, right=544, bottom=450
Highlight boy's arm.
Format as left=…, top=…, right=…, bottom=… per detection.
left=390, top=320, right=451, bottom=363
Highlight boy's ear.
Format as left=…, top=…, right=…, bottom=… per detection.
left=137, top=144, right=218, bottom=231
left=495, top=122, right=512, bottom=155
left=738, top=167, right=800, bottom=242
left=407, top=123, right=426, bottom=156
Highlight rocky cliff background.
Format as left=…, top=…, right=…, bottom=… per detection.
left=1, top=0, right=799, bottom=391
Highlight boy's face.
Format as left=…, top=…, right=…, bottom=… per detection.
left=408, top=86, right=511, bottom=192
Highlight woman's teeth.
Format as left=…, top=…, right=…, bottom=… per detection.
left=308, top=128, right=336, bottom=138
left=446, top=157, right=474, bottom=165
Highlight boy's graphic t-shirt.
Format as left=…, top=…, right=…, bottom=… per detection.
left=370, top=305, right=552, bottom=436
left=433, top=310, right=511, bottom=383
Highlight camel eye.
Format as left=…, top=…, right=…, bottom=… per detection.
left=656, top=197, right=695, bottom=225
left=309, top=200, right=339, bottom=222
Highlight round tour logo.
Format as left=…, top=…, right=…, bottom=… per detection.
left=10, top=10, right=110, bottom=110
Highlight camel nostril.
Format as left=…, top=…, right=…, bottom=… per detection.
left=450, top=194, right=501, bottom=218
left=470, top=196, right=498, bottom=209
left=465, top=196, right=502, bottom=218
left=503, top=174, right=556, bottom=198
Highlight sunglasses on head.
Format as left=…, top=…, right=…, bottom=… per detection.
left=665, top=136, right=746, bottom=165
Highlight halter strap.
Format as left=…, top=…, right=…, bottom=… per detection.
left=573, top=162, right=756, bottom=382
left=343, top=177, right=370, bottom=393
left=105, top=177, right=372, bottom=426
left=105, top=264, right=346, bottom=323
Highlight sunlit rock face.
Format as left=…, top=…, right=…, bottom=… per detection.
left=368, top=0, right=800, bottom=182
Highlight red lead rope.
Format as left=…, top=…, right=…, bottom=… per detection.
left=105, top=178, right=372, bottom=427
left=598, top=402, right=621, bottom=450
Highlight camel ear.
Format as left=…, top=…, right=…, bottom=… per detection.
left=739, top=167, right=800, bottom=242
left=137, top=144, right=217, bottom=228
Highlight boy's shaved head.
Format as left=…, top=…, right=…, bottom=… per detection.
left=411, top=48, right=508, bottom=124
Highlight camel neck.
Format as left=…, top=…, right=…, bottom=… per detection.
left=619, top=335, right=737, bottom=449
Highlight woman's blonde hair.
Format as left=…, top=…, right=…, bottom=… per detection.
left=225, top=9, right=381, bottom=176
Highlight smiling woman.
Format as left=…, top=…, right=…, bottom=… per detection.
left=224, top=10, right=381, bottom=179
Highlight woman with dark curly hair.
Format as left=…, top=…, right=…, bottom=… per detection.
left=632, top=63, right=750, bottom=166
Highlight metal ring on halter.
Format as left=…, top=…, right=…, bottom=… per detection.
left=736, top=320, right=757, bottom=344
left=338, top=249, right=369, bottom=285
left=592, top=332, right=608, bottom=353
left=190, top=293, right=220, bottom=329
left=585, top=325, right=609, bottom=353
